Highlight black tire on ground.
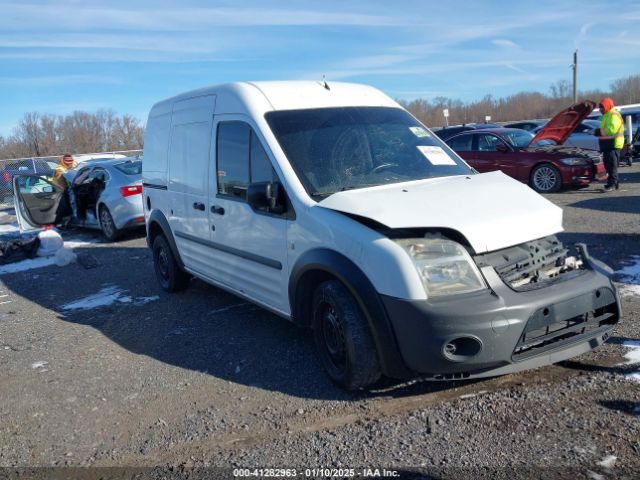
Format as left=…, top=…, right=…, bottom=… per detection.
left=530, top=163, right=562, bottom=193
left=312, top=279, right=382, bottom=390
left=99, top=205, right=121, bottom=241
left=152, top=234, right=190, bottom=292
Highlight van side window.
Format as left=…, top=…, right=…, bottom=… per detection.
left=217, top=122, right=279, bottom=199
left=217, top=122, right=250, bottom=198
left=250, top=130, right=277, bottom=183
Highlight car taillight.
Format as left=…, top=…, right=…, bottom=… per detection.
left=3, top=172, right=8, bottom=183
left=120, top=185, right=142, bottom=197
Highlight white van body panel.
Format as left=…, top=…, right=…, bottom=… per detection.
left=317, top=170, right=563, bottom=254
left=143, top=80, right=560, bottom=307
left=287, top=206, right=429, bottom=300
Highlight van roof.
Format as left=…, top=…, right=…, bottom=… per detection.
left=148, top=81, right=399, bottom=118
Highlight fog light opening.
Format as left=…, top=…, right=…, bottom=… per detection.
left=442, top=336, right=482, bottom=362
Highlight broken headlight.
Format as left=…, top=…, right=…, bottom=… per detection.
left=395, top=238, right=487, bottom=298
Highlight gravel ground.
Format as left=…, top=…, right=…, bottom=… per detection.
left=0, top=166, right=638, bottom=480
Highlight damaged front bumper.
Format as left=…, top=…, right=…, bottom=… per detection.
left=381, top=245, right=621, bottom=379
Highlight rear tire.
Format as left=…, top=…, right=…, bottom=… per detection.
left=530, top=163, right=562, bottom=193
left=99, top=206, right=121, bottom=241
left=312, top=280, right=381, bottom=390
left=152, top=234, right=190, bottom=292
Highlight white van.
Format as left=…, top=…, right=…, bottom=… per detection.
left=143, top=81, right=620, bottom=389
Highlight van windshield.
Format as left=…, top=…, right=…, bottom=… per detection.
left=265, top=107, right=472, bottom=198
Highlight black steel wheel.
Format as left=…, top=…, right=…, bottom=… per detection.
left=152, top=234, right=190, bottom=292
left=312, top=280, right=381, bottom=389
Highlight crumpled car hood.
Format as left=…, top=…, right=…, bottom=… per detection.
left=317, top=171, right=563, bottom=253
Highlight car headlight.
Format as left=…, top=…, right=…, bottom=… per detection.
left=560, top=157, right=588, bottom=166
left=395, top=238, right=487, bottom=297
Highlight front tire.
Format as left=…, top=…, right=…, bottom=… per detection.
left=152, top=235, right=190, bottom=292
left=530, top=163, right=562, bottom=193
left=99, top=206, right=121, bottom=241
left=312, top=280, right=381, bottom=390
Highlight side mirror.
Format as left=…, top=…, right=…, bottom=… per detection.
left=495, top=143, right=509, bottom=153
left=247, top=181, right=285, bottom=214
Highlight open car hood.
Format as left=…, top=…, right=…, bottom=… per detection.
left=529, top=100, right=596, bottom=146
left=317, top=171, right=563, bottom=254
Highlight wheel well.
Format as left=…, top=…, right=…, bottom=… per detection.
left=293, top=269, right=338, bottom=327
left=148, top=220, right=164, bottom=245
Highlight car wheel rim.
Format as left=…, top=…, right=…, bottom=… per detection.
left=157, top=247, right=169, bottom=279
left=534, top=167, right=557, bottom=191
left=320, top=303, right=347, bottom=371
left=101, top=209, right=113, bottom=237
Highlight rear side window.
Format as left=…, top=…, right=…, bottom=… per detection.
left=447, top=135, right=473, bottom=151
left=477, top=134, right=503, bottom=152
left=217, top=122, right=277, bottom=199
left=114, top=161, right=142, bottom=175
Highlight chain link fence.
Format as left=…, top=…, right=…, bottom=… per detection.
left=0, top=150, right=142, bottom=206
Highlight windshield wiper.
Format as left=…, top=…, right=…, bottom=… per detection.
left=311, top=184, right=380, bottom=198
left=339, top=183, right=381, bottom=191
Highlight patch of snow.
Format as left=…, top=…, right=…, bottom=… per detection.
left=0, top=256, right=58, bottom=275
left=619, top=284, right=640, bottom=297
left=64, top=239, right=100, bottom=249
left=596, top=455, right=617, bottom=469
left=0, top=224, right=20, bottom=233
left=62, top=286, right=130, bottom=311
left=619, top=340, right=640, bottom=383
left=0, top=238, right=96, bottom=275
left=62, top=286, right=158, bottom=311
left=133, top=295, right=159, bottom=306
left=587, top=471, right=604, bottom=480
left=621, top=340, right=640, bottom=364
left=616, top=255, right=640, bottom=296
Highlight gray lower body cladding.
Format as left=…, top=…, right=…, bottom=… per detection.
left=380, top=256, right=620, bottom=379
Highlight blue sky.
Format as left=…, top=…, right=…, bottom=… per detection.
left=1, top=0, right=639, bottom=136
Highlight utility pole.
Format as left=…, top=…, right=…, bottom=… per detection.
left=572, top=49, right=578, bottom=103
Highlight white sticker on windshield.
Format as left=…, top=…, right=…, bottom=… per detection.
left=417, top=146, right=457, bottom=165
left=409, top=126, right=430, bottom=138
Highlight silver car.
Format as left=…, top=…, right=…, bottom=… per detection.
left=13, top=157, right=144, bottom=241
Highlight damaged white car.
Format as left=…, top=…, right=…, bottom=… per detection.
left=142, top=81, right=621, bottom=389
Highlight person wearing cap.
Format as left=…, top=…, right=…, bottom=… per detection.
left=52, top=153, right=77, bottom=189
left=597, top=98, right=624, bottom=192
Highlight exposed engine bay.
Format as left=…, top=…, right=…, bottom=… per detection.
left=474, top=235, right=585, bottom=291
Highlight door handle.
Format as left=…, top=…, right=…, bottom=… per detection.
left=210, top=205, right=225, bottom=215
left=193, top=202, right=205, bottom=211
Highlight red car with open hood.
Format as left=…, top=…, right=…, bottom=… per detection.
left=445, top=101, right=607, bottom=193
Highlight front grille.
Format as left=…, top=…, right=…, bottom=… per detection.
left=512, top=288, right=618, bottom=361
left=474, top=235, right=585, bottom=291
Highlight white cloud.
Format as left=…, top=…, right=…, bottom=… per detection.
left=1, top=3, right=410, bottom=30
left=492, top=39, right=519, bottom=49
left=0, top=75, right=123, bottom=87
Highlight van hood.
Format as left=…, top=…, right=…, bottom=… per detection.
left=317, top=171, right=563, bottom=253
left=529, top=101, right=596, bottom=146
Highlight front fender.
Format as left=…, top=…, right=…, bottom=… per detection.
left=289, top=248, right=411, bottom=378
